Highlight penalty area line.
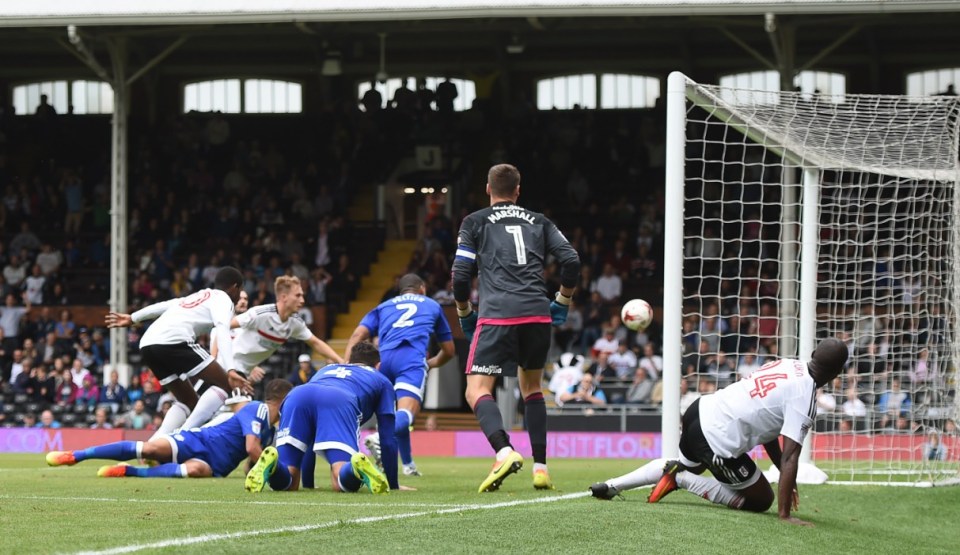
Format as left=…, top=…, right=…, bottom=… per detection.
left=68, top=491, right=590, bottom=555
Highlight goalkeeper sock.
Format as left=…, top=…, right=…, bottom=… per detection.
left=181, top=386, right=228, bottom=430
left=337, top=463, right=362, bottom=492
left=473, top=395, right=511, bottom=454
left=75, top=441, right=139, bottom=463
left=126, top=463, right=188, bottom=478
left=608, top=458, right=666, bottom=492
left=523, top=392, right=547, bottom=465
left=676, top=472, right=745, bottom=509
left=395, top=409, right=414, bottom=465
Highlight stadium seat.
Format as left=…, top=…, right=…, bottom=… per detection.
left=24, top=402, right=42, bottom=414
left=61, top=413, right=79, bottom=425
left=13, top=394, right=28, bottom=404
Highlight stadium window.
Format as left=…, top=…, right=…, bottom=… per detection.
left=182, top=78, right=301, bottom=114
left=906, top=69, right=960, bottom=96
left=357, top=77, right=477, bottom=111
left=13, top=80, right=114, bottom=115
left=536, top=74, right=660, bottom=110
left=718, top=70, right=846, bottom=104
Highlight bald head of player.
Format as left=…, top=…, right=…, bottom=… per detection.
left=807, top=337, right=848, bottom=387
left=486, top=163, right=521, bottom=203
left=214, top=266, right=244, bottom=304
left=398, top=273, right=426, bottom=295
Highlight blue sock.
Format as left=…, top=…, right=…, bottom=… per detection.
left=268, top=464, right=293, bottom=491
left=300, top=450, right=316, bottom=489
left=395, top=409, right=413, bottom=465
left=338, top=463, right=362, bottom=492
left=75, top=441, right=139, bottom=463
left=125, top=463, right=186, bottom=478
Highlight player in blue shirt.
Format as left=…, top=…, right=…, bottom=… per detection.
left=344, top=273, right=455, bottom=477
left=245, top=341, right=403, bottom=494
left=45, top=379, right=292, bottom=479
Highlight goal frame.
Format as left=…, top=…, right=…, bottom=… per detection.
left=661, top=71, right=960, bottom=486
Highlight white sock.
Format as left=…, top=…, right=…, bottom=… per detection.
left=533, top=462, right=548, bottom=474
left=149, top=402, right=191, bottom=441
left=495, top=447, right=514, bottom=462
left=176, top=464, right=189, bottom=478
left=608, top=458, right=666, bottom=492
left=676, top=472, right=745, bottom=509
left=180, top=386, right=228, bottom=430
left=135, top=441, right=144, bottom=460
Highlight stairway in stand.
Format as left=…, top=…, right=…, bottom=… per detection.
left=327, top=238, right=418, bottom=352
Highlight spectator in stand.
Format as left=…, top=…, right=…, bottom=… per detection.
left=841, top=388, right=867, bottom=432
left=54, top=368, right=78, bottom=407
left=35, top=243, right=63, bottom=277
left=10, top=222, right=42, bottom=260
left=53, top=309, right=76, bottom=351
left=22, top=264, right=46, bottom=306
left=591, top=327, right=619, bottom=358
left=638, top=343, right=663, bottom=381
left=38, top=409, right=61, bottom=429
left=141, top=379, right=162, bottom=412
left=62, top=168, right=85, bottom=235
left=76, top=374, right=99, bottom=412
left=608, top=342, right=638, bottom=381
left=98, top=369, right=127, bottom=414
left=126, top=374, right=143, bottom=405
left=3, top=256, right=26, bottom=290
left=1, top=293, right=29, bottom=353
left=591, top=263, right=623, bottom=308
left=585, top=350, right=618, bottom=382
left=29, top=363, right=55, bottom=403
left=876, top=377, right=911, bottom=430
left=69, top=357, right=90, bottom=388
left=307, top=267, right=332, bottom=305
left=558, top=373, right=607, bottom=407
left=114, top=399, right=151, bottom=430
left=287, top=353, right=317, bottom=386
left=625, top=366, right=654, bottom=404
left=737, top=350, right=762, bottom=379
left=90, top=330, right=109, bottom=369
left=90, top=407, right=113, bottom=429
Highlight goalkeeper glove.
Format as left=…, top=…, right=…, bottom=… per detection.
left=458, top=304, right=478, bottom=344
left=550, top=292, right=572, bottom=326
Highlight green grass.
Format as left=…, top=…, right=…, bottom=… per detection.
left=1, top=453, right=958, bottom=554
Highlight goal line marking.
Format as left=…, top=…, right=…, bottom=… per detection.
left=68, top=491, right=590, bottom=555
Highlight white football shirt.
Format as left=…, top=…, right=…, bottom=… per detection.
left=698, top=358, right=817, bottom=459
left=133, top=289, right=236, bottom=370
left=229, top=304, right=313, bottom=372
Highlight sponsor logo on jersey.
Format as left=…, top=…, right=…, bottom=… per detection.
left=251, top=421, right=261, bottom=435
left=471, top=364, right=503, bottom=375
left=276, top=428, right=289, bottom=439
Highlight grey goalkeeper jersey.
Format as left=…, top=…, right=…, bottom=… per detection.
left=452, top=202, right=580, bottom=320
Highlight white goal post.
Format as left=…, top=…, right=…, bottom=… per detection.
left=662, top=71, right=960, bottom=486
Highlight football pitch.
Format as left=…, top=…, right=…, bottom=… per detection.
left=1, top=454, right=956, bottom=554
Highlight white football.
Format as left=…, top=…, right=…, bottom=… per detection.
left=621, top=298, right=653, bottom=331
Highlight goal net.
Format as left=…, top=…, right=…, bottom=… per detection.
left=662, top=72, right=960, bottom=486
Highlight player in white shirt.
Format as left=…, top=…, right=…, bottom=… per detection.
left=196, top=277, right=342, bottom=435
left=590, top=337, right=848, bottom=527
left=106, top=267, right=252, bottom=438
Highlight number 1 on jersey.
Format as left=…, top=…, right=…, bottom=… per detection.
left=505, top=225, right=527, bottom=265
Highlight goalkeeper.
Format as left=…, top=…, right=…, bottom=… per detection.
left=590, top=338, right=848, bottom=527
left=451, top=163, right=580, bottom=493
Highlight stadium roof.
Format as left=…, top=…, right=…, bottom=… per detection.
left=2, top=0, right=959, bottom=27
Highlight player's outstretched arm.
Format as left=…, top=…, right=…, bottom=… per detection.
left=245, top=434, right=264, bottom=466
left=426, top=339, right=455, bottom=369
left=307, top=335, right=345, bottom=365
left=342, top=325, right=371, bottom=363
left=777, top=437, right=811, bottom=527
left=762, top=439, right=784, bottom=470
left=105, top=312, right=134, bottom=328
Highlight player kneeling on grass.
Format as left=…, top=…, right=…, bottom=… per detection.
left=46, top=379, right=292, bottom=479
left=590, top=337, right=848, bottom=527
left=245, top=341, right=409, bottom=494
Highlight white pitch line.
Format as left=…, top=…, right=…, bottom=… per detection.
left=0, top=493, right=467, bottom=508
left=69, top=491, right=590, bottom=555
